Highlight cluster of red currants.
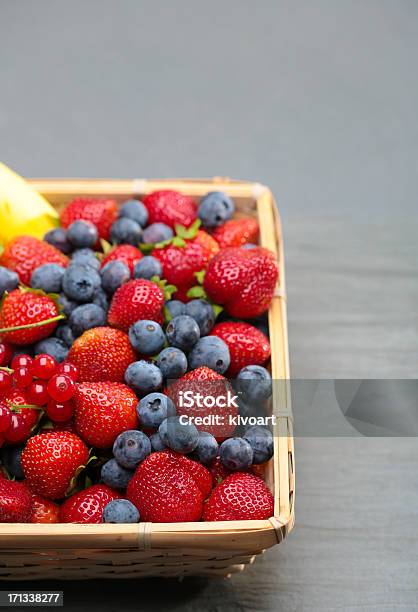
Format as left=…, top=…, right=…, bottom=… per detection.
left=0, top=341, right=78, bottom=445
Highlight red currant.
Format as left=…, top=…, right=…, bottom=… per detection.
left=47, top=374, right=76, bottom=402
left=27, top=380, right=49, bottom=406
left=11, top=354, right=32, bottom=370
left=0, top=342, right=13, bottom=367
left=0, top=404, right=11, bottom=432
left=32, top=354, right=57, bottom=379
left=0, top=371, right=12, bottom=396
left=46, top=400, right=74, bottom=422
left=56, top=362, right=79, bottom=381
left=4, top=413, right=31, bottom=443
left=13, top=366, right=33, bottom=388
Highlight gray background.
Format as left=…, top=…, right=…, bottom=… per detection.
left=1, top=1, right=418, bottom=610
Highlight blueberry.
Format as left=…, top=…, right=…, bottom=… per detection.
left=0, top=445, right=24, bottom=479
left=101, top=458, right=134, bottom=489
left=119, top=199, right=148, bottom=227
left=113, top=430, right=151, bottom=469
left=236, top=365, right=272, bottom=403
left=102, top=499, right=140, bottom=524
left=128, top=320, right=166, bottom=355
left=158, top=416, right=199, bottom=454
left=92, top=287, right=109, bottom=311
left=34, top=338, right=68, bottom=362
left=30, top=263, right=65, bottom=293
left=110, top=218, right=142, bottom=246
left=55, top=323, right=75, bottom=347
left=137, top=392, right=176, bottom=430
left=166, top=315, right=200, bottom=351
left=219, top=437, right=253, bottom=470
left=69, top=303, right=106, bottom=336
left=195, top=431, right=218, bottom=465
left=142, top=223, right=173, bottom=244
left=62, top=264, right=101, bottom=302
left=57, top=293, right=77, bottom=318
left=185, top=299, right=215, bottom=336
left=67, top=220, right=98, bottom=248
left=242, top=243, right=257, bottom=249
left=133, top=256, right=162, bottom=280
left=71, top=248, right=100, bottom=271
left=165, top=300, right=186, bottom=318
left=124, top=361, right=163, bottom=394
left=198, top=191, right=235, bottom=229
left=188, top=336, right=230, bottom=374
left=101, top=260, right=130, bottom=294
left=44, top=227, right=73, bottom=254
left=150, top=432, right=166, bottom=451
left=156, top=347, right=187, bottom=379
left=243, top=425, right=273, bottom=464
left=0, top=266, right=19, bottom=296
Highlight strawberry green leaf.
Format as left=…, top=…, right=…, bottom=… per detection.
left=139, top=242, right=155, bottom=254
left=163, top=305, right=173, bottom=323
left=186, top=286, right=208, bottom=300
left=174, top=219, right=201, bottom=240
left=212, top=303, right=224, bottom=318
left=100, top=238, right=113, bottom=254
left=171, top=237, right=186, bottom=248
left=194, top=269, right=206, bottom=285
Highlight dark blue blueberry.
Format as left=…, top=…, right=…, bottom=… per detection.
left=119, top=199, right=148, bottom=227
left=133, top=256, right=162, bottom=280
left=136, top=392, right=176, bottom=430
left=110, top=218, right=142, bottom=246
left=58, top=293, right=78, bottom=317
left=166, top=315, right=200, bottom=351
left=188, top=336, right=230, bottom=374
left=55, top=323, right=75, bottom=347
left=113, top=429, right=151, bottom=469
left=142, top=223, right=173, bottom=244
left=0, top=266, right=19, bottom=296
left=165, top=300, right=186, bottom=318
left=1, top=445, right=24, bottom=479
left=71, top=248, right=100, bottom=271
left=198, top=191, right=235, bottom=229
left=92, top=287, right=109, bottom=311
left=156, top=347, right=187, bottom=379
left=34, top=337, right=68, bottom=362
left=124, top=361, right=163, bottom=394
left=44, top=227, right=73, bottom=254
left=242, top=243, right=257, bottom=249
left=101, top=260, right=130, bottom=294
left=158, top=416, right=199, bottom=454
left=128, top=320, right=165, bottom=355
left=62, top=264, right=101, bottom=302
left=30, top=263, right=65, bottom=293
left=195, top=431, right=218, bottom=465
left=102, top=499, right=140, bottom=524
left=236, top=365, right=272, bottom=403
left=243, top=425, right=273, bottom=464
left=185, top=299, right=215, bottom=336
left=219, top=437, right=253, bottom=470
left=69, top=303, right=106, bottom=336
left=150, top=432, right=166, bottom=451
left=101, top=458, right=133, bottom=489
left=67, top=220, right=98, bottom=248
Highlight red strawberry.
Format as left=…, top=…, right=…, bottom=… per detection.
left=0, top=236, right=69, bottom=285
left=204, top=247, right=279, bottom=319
left=31, top=493, right=60, bottom=523
left=212, top=217, right=259, bottom=248
left=107, top=279, right=164, bottom=332
left=163, top=450, right=212, bottom=499
left=60, top=484, right=121, bottom=524
left=208, top=456, right=232, bottom=486
left=127, top=452, right=203, bottom=522
left=74, top=382, right=138, bottom=448
left=60, top=198, right=118, bottom=240
left=68, top=327, right=136, bottom=383
left=0, top=289, right=62, bottom=345
left=101, top=244, right=142, bottom=274
left=143, top=190, right=197, bottom=229
left=21, top=431, right=89, bottom=499
left=0, top=476, right=33, bottom=522
left=203, top=472, right=274, bottom=521
left=3, top=388, right=39, bottom=443
left=210, top=322, right=270, bottom=375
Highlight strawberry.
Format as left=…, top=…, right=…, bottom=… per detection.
left=68, top=327, right=136, bottom=383
left=163, top=450, right=212, bottom=499
left=0, top=236, right=69, bottom=285
left=127, top=451, right=203, bottom=522
left=21, top=431, right=89, bottom=499
left=74, top=382, right=138, bottom=448
left=31, top=493, right=60, bottom=523
left=203, top=472, right=274, bottom=521
left=208, top=456, right=232, bottom=486
left=60, top=484, right=121, bottom=524
left=0, top=476, right=33, bottom=522
left=212, top=217, right=259, bottom=248
left=204, top=247, right=279, bottom=319
left=107, top=279, right=164, bottom=332
left=143, top=190, right=197, bottom=229
left=101, top=244, right=142, bottom=274
left=3, top=388, right=39, bottom=443
left=60, top=198, right=118, bottom=240
left=210, top=322, right=270, bottom=375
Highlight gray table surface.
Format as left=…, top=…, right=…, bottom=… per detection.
left=2, top=1, right=418, bottom=610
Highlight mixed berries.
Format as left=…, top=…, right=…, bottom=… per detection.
left=0, top=189, right=278, bottom=524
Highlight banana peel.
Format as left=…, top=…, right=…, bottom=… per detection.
left=0, top=162, right=59, bottom=245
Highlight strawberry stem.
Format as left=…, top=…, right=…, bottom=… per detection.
left=0, top=314, right=65, bottom=334
left=0, top=367, right=13, bottom=373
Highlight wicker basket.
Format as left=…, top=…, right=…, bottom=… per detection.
left=0, top=177, right=294, bottom=580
